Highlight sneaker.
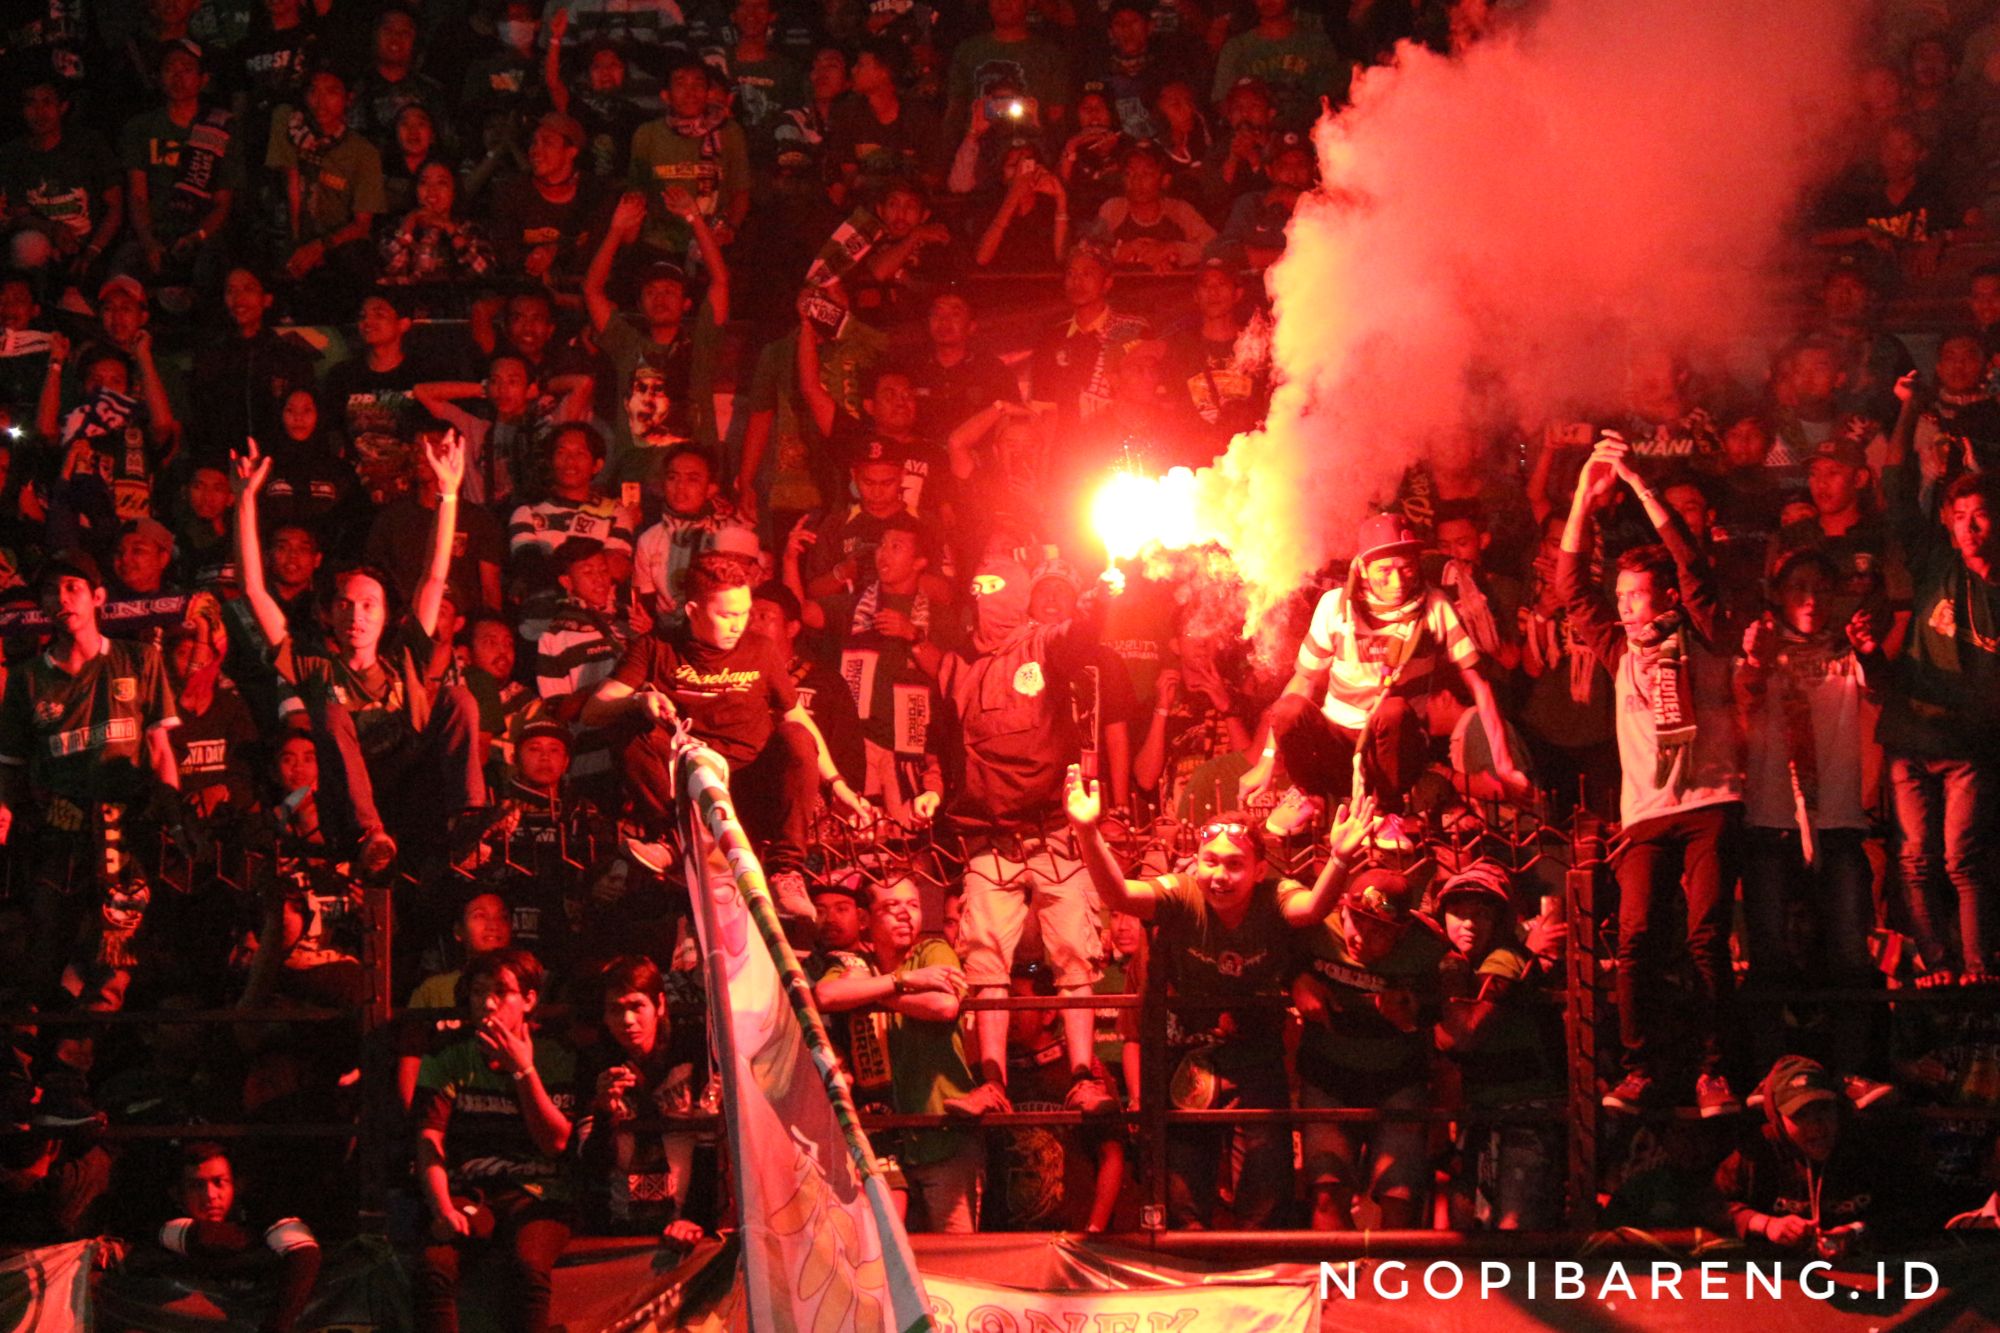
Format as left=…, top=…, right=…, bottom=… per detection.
left=623, top=836, right=674, bottom=874
left=766, top=870, right=818, bottom=926
left=1263, top=790, right=1322, bottom=840
left=1842, top=1075, right=1900, bottom=1110
left=1370, top=813, right=1416, bottom=854
left=1696, top=1073, right=1742, bottom=1118
left=1602, top=1072, right=1661, bottom=1114
left=943, top=1082, right=1013, bottom=1117
left=1065, top=1072, right=1117, bottom=1114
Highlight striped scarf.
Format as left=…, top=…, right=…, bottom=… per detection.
left=1628, top=609, right=1696, bottom=792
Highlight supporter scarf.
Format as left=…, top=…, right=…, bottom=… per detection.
left=168, top=105, right=236, bottom=222
left=668, top=106, right=728, bottom=141
left=1440, top=559, right=1500, bottom=659
left=1769, top=625, right=1839, bottom=863
left=285, top=109, right=339, bottom=175
left=802, top=206, right=886, bottom=293
left=848, top=579, right=930, bottom=640
left=1628, top=609, right=1696, bottom=791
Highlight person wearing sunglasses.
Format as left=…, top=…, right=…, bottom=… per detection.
left=1066, top=763, right=1377, bottom=1228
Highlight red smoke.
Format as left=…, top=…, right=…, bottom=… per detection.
left=1197, top=0, right=1863, bottom=622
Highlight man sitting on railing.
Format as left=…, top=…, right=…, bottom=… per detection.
left=1068, top=763, right=1378, bottom=1228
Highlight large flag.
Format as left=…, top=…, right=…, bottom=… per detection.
left=673, top=732, right=933, bottom=1333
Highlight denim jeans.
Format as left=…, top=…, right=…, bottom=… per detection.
left=1890, top=756, right=1998, bottom=976
left=1612, top=803, right=1741, bottom=1077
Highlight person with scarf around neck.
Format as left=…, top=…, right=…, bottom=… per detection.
left=1559, top=435, right=1747, bottom=1119
left=1734, top=549, right=1895, bottom=1096
left=1237, top=509, right=1528, bottom=851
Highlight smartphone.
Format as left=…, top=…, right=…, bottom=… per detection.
left=985, top=95, right=1035, bottom=124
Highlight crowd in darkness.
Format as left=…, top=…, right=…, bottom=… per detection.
left=3, top=0, right=2000, bottom=1327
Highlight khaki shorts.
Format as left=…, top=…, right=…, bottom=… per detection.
left=958, top=837, right=1104, bottom=989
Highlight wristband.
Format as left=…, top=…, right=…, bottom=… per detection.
left=1154, top=706, right=1171, bottom=717
left=1261, top=743, right=1277, bottom=761
left=893, top=973, right=911, bottom=995
left=159, top=1218, right=195, bottom=1255
left=511, top=1065, right=535, bottom=1082
left=439, top=492, right=460, bottom=505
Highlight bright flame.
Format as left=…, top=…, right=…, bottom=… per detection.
left=1091, top=466, right=1202, bottom=561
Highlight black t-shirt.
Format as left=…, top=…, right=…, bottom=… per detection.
left=321, top=353, right=433, bottom=497
left=824, top=96, right=942, bottom=187
left=899, top=349, right=1019, bottom=442
left=488, top=173, right=610, bottom=279
left=170, top=683, right=259, bottom=810
left=610, top=624, right=797, bottom=765
left=828, top=412, right=947, bottom=518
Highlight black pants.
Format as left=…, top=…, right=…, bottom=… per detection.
left=1613, top=804, right=1741, bottom=1078
left=416, top=1187, right=571, bottom=1333
left=311, top=687, right=487, bottom=846
left=623, top=720, right=820, bottom=877
left=1269, top=693, right=1428, bottom=813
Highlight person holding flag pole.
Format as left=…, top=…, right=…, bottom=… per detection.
left=664, top=712, right=935, bottom=1331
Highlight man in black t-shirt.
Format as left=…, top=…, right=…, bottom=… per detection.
left=237, top=433, right=485, bottom=873
left=586, top=552, right=869, bottom=933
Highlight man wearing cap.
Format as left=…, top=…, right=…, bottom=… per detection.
left=1292, top=864, right=1449, bottom=1230
left=584, top=188, right=730, bottom=485
left=490, top=111, right=607, bottom=285
left=1431, top=860, right=1566, bottom=1230
left=1774, top=433, right=1890, bottom=600
left=108, top=517, right=182, bottom=601
left=1711, top=1055, right=1916, bottom=1253
left=1239, top=509, right=1527, bottom=849
left=798, top=443, right=949, bottom=606
left=1069, top=764, right=1378, bottom=1227
left=0, top=550, right=182, bottom=987
left=505, top=423, right=632, bottom=636
left=1560, top=439, right=1746, bottom=1117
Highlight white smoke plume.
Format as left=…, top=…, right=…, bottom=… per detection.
left=1195, top=0, right=1863, bottom=623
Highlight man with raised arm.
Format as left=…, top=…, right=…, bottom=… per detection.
left=1559, top=436, right=1746, bottom=1117
left=234, top=432, right=487, bottom=873
left=1067, top=764, right=1376, bottom=1227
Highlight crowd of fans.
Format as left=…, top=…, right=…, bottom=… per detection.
left=3, top=0, right=2000, bottom=1327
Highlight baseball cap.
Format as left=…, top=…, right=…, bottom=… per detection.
left=38, top=550, right=103, bottom=591
left=712, top=525, right=762, bottom=559
left=1354, top=511, right=1424, bottom=563
left=636, top=259, right=687, bottom=291
left=536, top=111, right=585, bottom=152
left=1433, top=859, right=1513, bottom=911
left=1767, top=1055, right=1839, bottom=1118
left=517, top=716, right=574, bottom=751
left=1807, top=436, right=1868, bottom=471
left=121, top=517, right=176, bottom=555
left=1030, top=558, right=1080, bottom=595
left=99, top=273, right=147, bottom=307
left=1229, top=75, right=1272, bottom=97
left=551, top=536, right=606, bottom=574
left=1341, top=868, right=1415, bottom=926
left=850, top=437, right=909, bottom=470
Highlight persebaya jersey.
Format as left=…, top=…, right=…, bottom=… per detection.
left=608, top=624, right=796, bottom=766
left=0, top=638, right=178, bottom=806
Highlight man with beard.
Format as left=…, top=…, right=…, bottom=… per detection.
left=583, top=188, right=729, bottom=486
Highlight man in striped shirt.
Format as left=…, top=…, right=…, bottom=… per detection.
left=533, top=539, right=629, bottom=795
left=506, top=422, right=634, bottom=639
left=1241, top=512, right=1527, bottom=849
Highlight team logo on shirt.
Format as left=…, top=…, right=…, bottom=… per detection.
left=1013, top=662, right=1045, bottom=697
left=111, top=676, right=137, bottom=702
left=34, top=699, right=64, bottom=723
left=1928, top=597, right=1957, bottom=638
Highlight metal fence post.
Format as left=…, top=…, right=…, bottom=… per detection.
left=357, top=883, right=394, bottom=1231
left=1141, top=955, right=1170, bottom=1231
left=1564, top=815, right=1603, bottom=1229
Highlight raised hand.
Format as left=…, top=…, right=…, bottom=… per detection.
left=1064, top=763, right=1103, bottom=827
left=1893, top=368, right=1919, bottom=406
left=231, top=437, right=273, bottom=500
left=426, top=429, right=467, bottom=496
left=611, top=190, right=648, bottom=242
left=1326, top=793, right=1378, bottom=860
